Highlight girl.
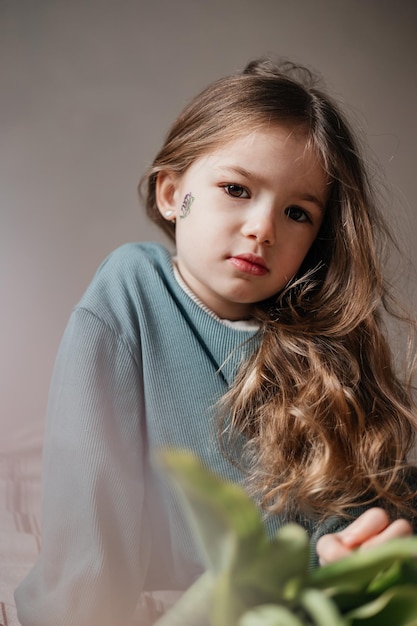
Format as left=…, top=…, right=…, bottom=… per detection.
left=15, top=58, right=417, bottom=626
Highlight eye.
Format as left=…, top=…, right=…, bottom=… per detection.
left=285, top=206, right=311, bottom=223
left=222, top=184, right=250, bottom=199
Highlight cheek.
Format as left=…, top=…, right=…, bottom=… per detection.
left=281, top=239, right=317, bottom=275
left=287, top=239, right=314, bottom=262
left=180, top=207, right=235, bottom=237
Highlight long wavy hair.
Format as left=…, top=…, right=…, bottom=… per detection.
left=140, top=58, right=417, bottom=522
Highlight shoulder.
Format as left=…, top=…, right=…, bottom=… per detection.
left=78, top=242, right=174, bottom=307
left=71, top=242, right=175, bottom=344
left=95, top=241, right=173, bottom=280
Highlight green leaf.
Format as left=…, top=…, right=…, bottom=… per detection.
left=239, top=604, right=307, bottom=626
left=232, top=525, right=309, bottom=601
left=299, top=588, right=347, bottom=626
left=154, top=572, right=214, bottom=626
left=309, top=537, right=417, bottom=593
left=325, top=589, right=375, bottom=615
left=161, top=451, right=312, bottom=625
left=319, top=559, right=417, bottom=614
left=346, top=584, right=417, bottom=625
left=212, top=567, right=250, bottom=626
left=367, top=558, right=417, bottom=595
left=160, top=449, right=265, bottom=572
left=209, top=525, right=310, bottom=626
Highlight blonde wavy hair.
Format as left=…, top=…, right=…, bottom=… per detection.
left=141, top=58, right=417, bottom=522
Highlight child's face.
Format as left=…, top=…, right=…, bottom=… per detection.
left=158, top=124, right=328, bottom=320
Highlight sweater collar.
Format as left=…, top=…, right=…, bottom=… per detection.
left=149, top=243, right=261, bottom=387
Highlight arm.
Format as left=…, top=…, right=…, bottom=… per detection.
left=15, top=308, right=148, bottom=626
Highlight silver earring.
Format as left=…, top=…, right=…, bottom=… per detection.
left=165, top=210, right=174, bottom=218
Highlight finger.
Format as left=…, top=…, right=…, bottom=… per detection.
left=336, top=508, right=391, bottom=549
left=316, top=533, right=352, bottom=565
left=359, top=518, right=413, bottom=551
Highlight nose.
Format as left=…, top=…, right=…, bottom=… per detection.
left=241, top=207, right=276, bottom=245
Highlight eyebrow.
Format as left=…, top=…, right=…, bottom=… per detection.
left=299, top=193, right=326, bottom=211
left=215, top=165, right=326, bottom=211
left=216, top=165, right=256, bottom=180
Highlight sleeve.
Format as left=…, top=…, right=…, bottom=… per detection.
left=308, top=515, right=354, bottom=570
left=15, top=307, right=150, bottom=626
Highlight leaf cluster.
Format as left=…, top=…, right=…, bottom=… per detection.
left=155, top=450, right=417, bottom=626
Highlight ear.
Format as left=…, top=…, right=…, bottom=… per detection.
left=156, top=171, right=179, bottom=222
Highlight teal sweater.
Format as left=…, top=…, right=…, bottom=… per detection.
left=14, top=243, right=367, bottom=626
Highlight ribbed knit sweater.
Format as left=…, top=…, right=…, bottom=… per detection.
left=14, top=242, right=373, bottom=626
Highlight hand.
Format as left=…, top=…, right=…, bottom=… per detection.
left=316, top=507, right=413, bottom=565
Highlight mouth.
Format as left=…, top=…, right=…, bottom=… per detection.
left=228, top=253, right=269, bottom=276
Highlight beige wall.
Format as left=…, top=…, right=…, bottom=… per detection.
left=1, top=0, right=416, bottom=450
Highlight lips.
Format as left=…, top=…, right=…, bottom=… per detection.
left=229, top=253, right=269, bottom=276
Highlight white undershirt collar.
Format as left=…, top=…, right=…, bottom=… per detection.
left=172, top=259, right=260, bottom=332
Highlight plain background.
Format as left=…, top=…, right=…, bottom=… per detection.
left=1, top=0, right=417, bottom=452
